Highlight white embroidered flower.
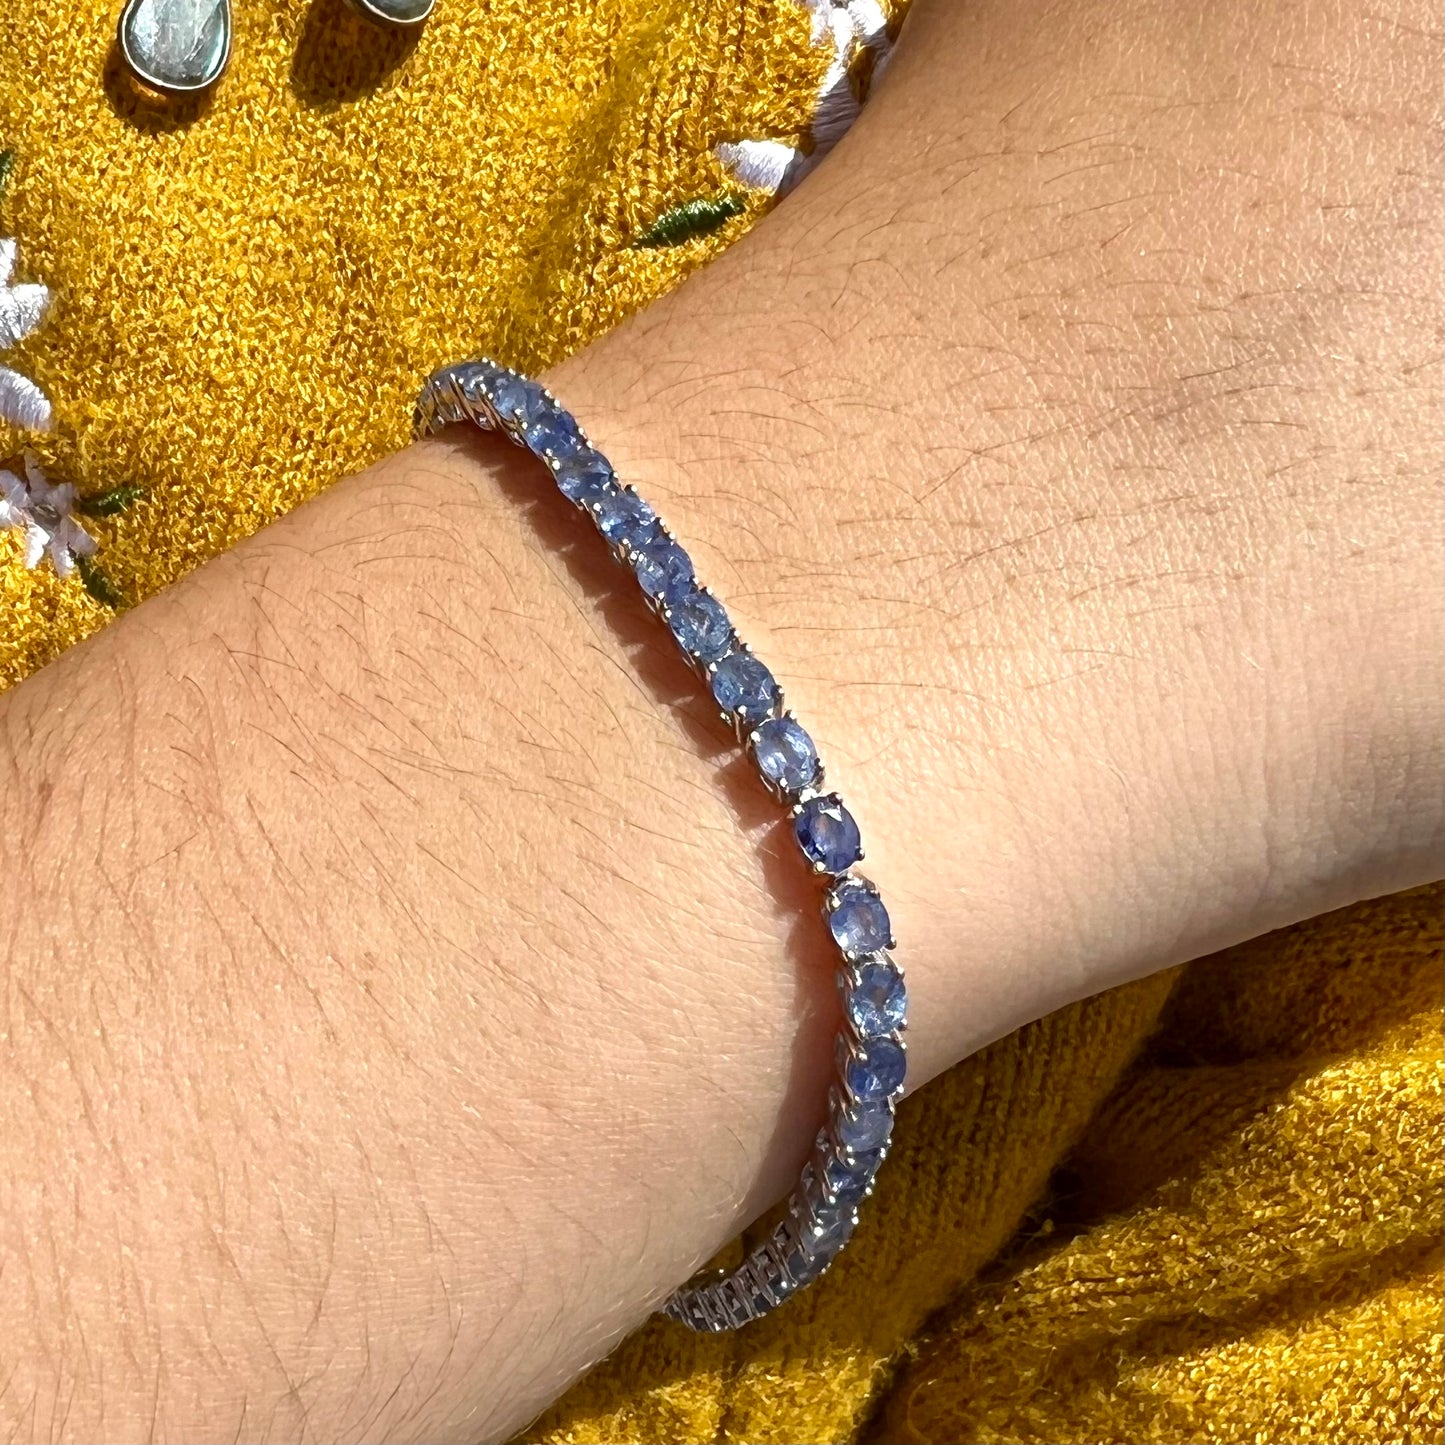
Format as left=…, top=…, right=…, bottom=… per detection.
left=0, top=236, right=52, bottom=432
left=716, top=0, right=895, bottom=197
left=0, top=451, right=96, bottom=577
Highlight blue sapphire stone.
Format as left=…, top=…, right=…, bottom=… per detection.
left=824, top=1148, right=882, bottom=1203
left=456, top=363, right=494, bottom=405
left=553, top=450, right=614, bottom=505
left=786, top=1248, right=819, bottom=1285
left=667, top=588, right=733, bottom=663
left=753, top=716, right=820, bottom=793
left=488, top=370, right=536, bottom=423
left=847, top=1036, right=906, bottom=1100
left=710, top=650, right=778, bottom=720
left=837, top=1099, right=893, bottom=1153
left=595, top=489, right=659, bottom=548
left=793, top=794, right=861, bottom=873
left=632, top=537, right=694, bottom=604
left=828, top=881, right=892, bottom=957
left=847, top=960, right=907, bottom=1037
left=801, top=1198, right=856, bottom=1264
left=524, top=400, right=585, bottom=460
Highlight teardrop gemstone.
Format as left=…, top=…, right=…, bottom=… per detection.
left=119, top=0, right=231, bottom=94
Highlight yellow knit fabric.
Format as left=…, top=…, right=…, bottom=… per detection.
left=2, top=6, right=1440, bottom=1443
left=0, top=0, right=826, bottom=676
left=528, top=889, right=1443, bottom=1445
left=871, top=888, right=1444, bottom=1445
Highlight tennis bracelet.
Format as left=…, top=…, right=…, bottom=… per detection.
left=414, top=359, right=907, bottom=1331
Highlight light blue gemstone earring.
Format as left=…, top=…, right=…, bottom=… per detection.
left=342, top=0, right=435, bottom=26
left=117, top=0, right=232, bottom=94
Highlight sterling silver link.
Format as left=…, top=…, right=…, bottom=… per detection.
left=415, top=358, right=907, bottom=1330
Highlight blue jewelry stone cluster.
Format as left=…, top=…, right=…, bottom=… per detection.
left=414, top=358, right=908, bottom=1332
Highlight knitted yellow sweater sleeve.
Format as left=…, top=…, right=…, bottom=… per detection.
left=529, top=888, right=1442, bottom=1445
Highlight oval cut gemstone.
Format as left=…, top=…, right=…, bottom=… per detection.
left=632, top=537, right=694, bottom=604
left=667, top=588, right=733, bottom=663
left=787, top=1245, right=826, bottom=1286
left=837, top=1099, right=893, bottom=1153
left=523, top=401, right=584, bottom=459
left=554, top=450, right=614, bottom=505
left=846, top=1036, right=906, bottom=1100
left=455, top=363, right=494, bottom=405
left=846, top=960, right=907, bottom=1037
left=791, top=1197, right=855, bottom=1281
left=487, top=370, right=537, bottom=423
left=828, top=881, right=891, bottom=957
left=753, top=716, right=819, bottom=793
left=710, top=650, right=778, bottom=720
left=793, top=794, right=861, bottom=872
left=824, top=1149, right=882, bottom=1202
left=802, top=1198, right=856, bottom=1262
left=595, top=490, right=658, bottom=547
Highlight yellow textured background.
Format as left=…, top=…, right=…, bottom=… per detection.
left=1, top=4, right=1440, bottom=1442
left=0, top=0, right=824, bottom=678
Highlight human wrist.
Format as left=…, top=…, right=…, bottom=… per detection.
left=537, top=252, right=1440, bottom=1073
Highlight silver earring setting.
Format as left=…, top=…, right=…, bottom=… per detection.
left=117, top=0, right=433, bottom=97
left=118, top=0, right=232, bottom=94
left=342, top=0, right=435, bottom=26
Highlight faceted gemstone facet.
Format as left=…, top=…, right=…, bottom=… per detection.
left=800, top=1199, right=856, bottom=1263
left=846, top=960, right=907, bottom=1036
left=786, top=1246, right=825, bottom=1286
left=595, top=489, right=658, bottom=547
left=488, top=371, right=536, bottom=423
left=667, top=588, right=733, bottom=662
left=456, top=363, right=494, bottom=405
left=632, top=537, right=694, bottom=604
left=824, top=1148, right=882, bottom=1202
left=828, top=881, right=891, bottom=957
left=752, top=716, right=819, bottom=793
left=553, top=450, right=614, bottom=505
left=523, top=402, right=584, bottom=460
left=846, top=1036, right=906, bottom=1100
left=710, top=651, right=778, bottom=720
left=793, top=794, right=861, bottom=872
left=837, top=1099, right=893, bottom=1152
left=120, top=0, right=230, bottom=91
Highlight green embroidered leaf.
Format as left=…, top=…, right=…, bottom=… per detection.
left=633, top=193, right=746, bottom=249
left=76, top=554, right=124, bottom=609
left=78, top=485, right=146, bottom=518
left=0, top=150, right=13, bottom=203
